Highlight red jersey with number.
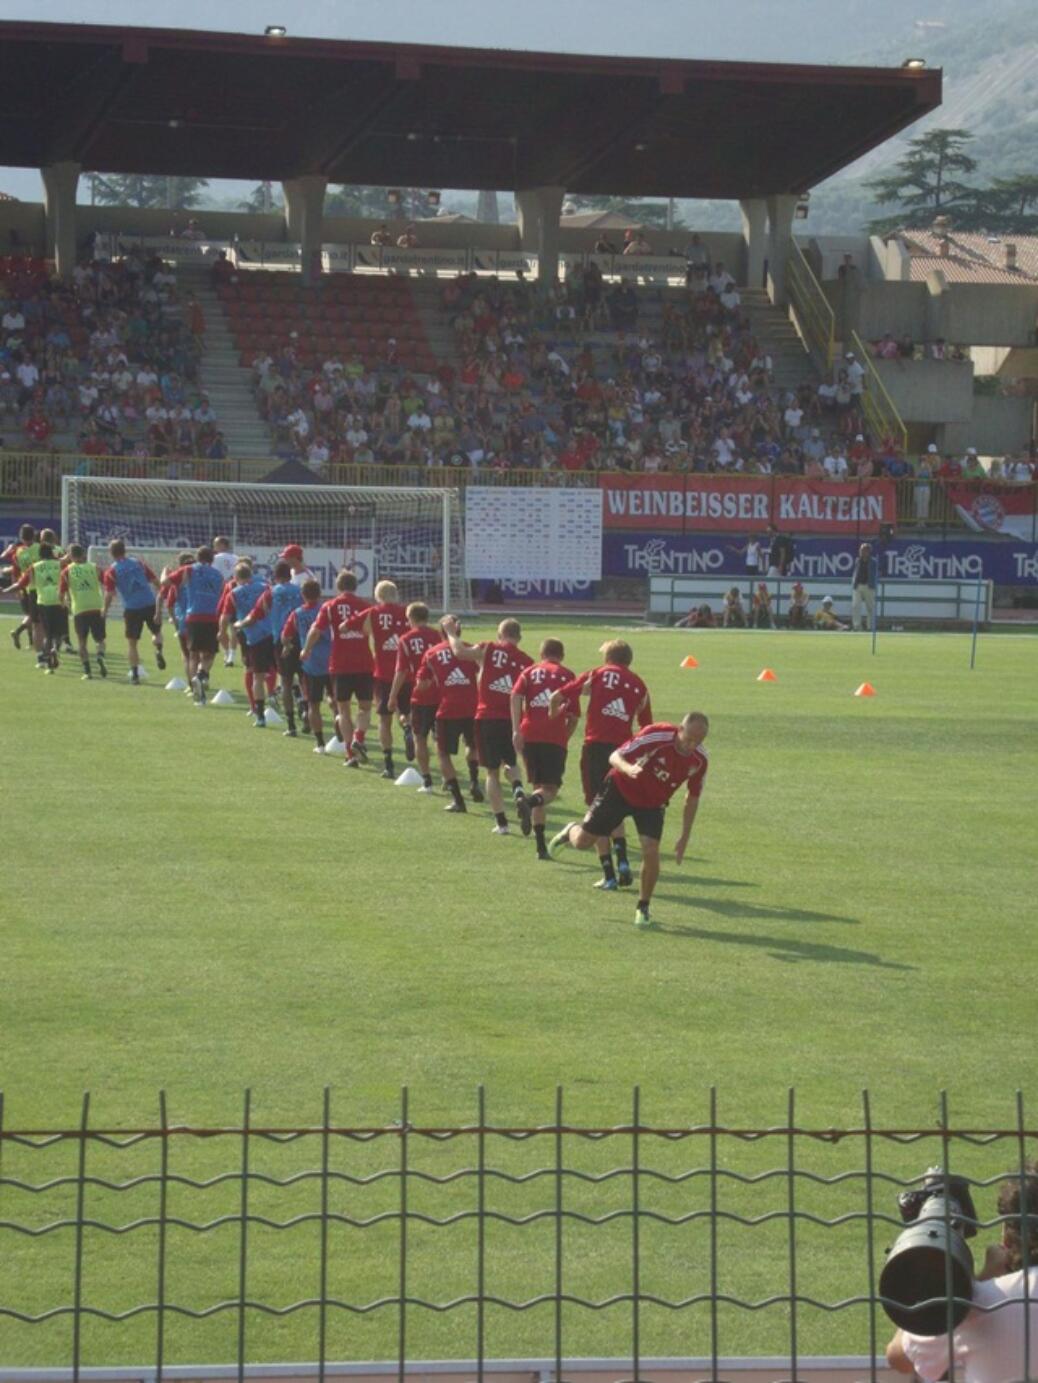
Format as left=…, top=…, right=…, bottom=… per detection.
left=608, top=723, right=708, bottom=809
left=396, top=626, right=440, bottom=706
left=476, top=641, right=533, bottom=721
left=364, top=601, right=408, bottom=681
left=512, top=659, right=575, bottom=747
left=561, top=665, right=652, bottom=745
left=314, top=592, right=374, bottom=675
left=419, top=641, right=478, bottom=719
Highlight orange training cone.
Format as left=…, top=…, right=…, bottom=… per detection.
left=681, top=655, right=699, bottom=669
left=757, top=668, right=777, bottom=682
left=854, top=682, right=877, bottom=697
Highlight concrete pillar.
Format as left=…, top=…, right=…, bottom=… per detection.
left=516, top=185, right=565, bottom=284
left=924, top=270, right=948, bottom=347
left=739, top=198, right=767, bottom=290
left=765, top=193, right=798, bottom=306
left=282, top=175, right=327, bottom=285
left=41, top=161, right=80, bottom=280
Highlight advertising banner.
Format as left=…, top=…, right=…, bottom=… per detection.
left=948, top=483, right=1037, bottom=543
left=598, top=475, right=896, bottom=535
left=465, top=487, right=602, bottom=582
left=602, top=532, right=1038, bottom=586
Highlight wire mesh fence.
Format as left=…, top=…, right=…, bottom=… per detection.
left=1, top=1089, right=1036, bottom=1382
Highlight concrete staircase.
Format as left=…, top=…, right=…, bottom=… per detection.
left=739, top=286, right=817, bottom=391
left=177, top=264, right=274, bottom=460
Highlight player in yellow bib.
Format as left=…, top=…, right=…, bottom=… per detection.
left=7, top=542, right=63, bottom=670
left=60, top=544, right=108, bottom=679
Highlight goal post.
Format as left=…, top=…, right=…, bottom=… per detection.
left=63, top=475, right=467, bottom=611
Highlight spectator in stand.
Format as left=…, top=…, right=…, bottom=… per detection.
left=844, top=351, right=865, bottom=403
left=180, top=218, right=205, bottom=241
left=396, top=224, right=419, bottom=248
left=370, top=224, right=393, bottom=246
left=936, top=450, right=963, bottom=480
left=593, top=234, right=618, bottom=254
left=24, top=405, right=52, bottom=451
left=622, top=228, right=652, bottom=256
left=930, top=338, right=948, bottom=360
left=722, top=587, right=746, bottom=628
left=824, top=443, right=849, bottom=479
left=768, top=527, right=796, bottom=577
left=962, top=447, right=985, bottom=479
left=750, top=583, right=775, bottom=629
left=897, top=333, right=915, bottom=358
left=873, top=333, right=899, bottom=360
left=684, top=233, right=710, bottom=287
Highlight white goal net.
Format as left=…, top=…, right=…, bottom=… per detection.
left=64, top=476, right=467, bottom=611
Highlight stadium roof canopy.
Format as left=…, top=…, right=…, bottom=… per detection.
left=0, top=21, right=941, bottom=198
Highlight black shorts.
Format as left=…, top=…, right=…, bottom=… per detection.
left=278, top=644, right=300, bottom=681
left=376, top=677, right=410, bottom=717
left=411, top=703, right=437, bottom=738
left=583, top=778, right=664, bottom=842
left=476, top=718, right=516, bottom=771
left=523, top=741, right=567, bottom=788
left=40, top=605, right=65, bottom=640
left=436, top=716, right=476, bottom=757
left=333, top=672, right=374, bottom=704
left=124, top=606, right=160, bottom=640
left=178, top=629, right=190, bottom=656
left=246, top=635, right=276, bottom=673
left=581, top=741, right=619, bottom=806
left=303, top=672, right=329, bottom=704
left=19, top=591, right=36, bottom=619
left=74, top=611, right=107, bottom=644
left=188, top=622, right=219, bottom=654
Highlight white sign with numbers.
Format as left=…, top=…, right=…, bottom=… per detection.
left=465, top=488, right=602, bottom=582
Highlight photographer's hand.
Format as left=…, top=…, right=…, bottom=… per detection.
left=979, top=1242, right=1011, bottom=1280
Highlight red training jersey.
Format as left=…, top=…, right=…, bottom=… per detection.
left=608, top=722, right=709, bottom=809
left=475, top=641, right=533, bottom=721
left=365, top=601, right=408, bottom=682
left=512, top=659, right=575, bottom=747
left=314, top=592, right=374, bottom=675
left=562, top=664, right=652, bottom=745
left=396, top=625, right=441, bottom=706
left=418, top=641, right=478, bottom=720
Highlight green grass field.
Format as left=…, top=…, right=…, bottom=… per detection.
left=1, top=615, right=1036, bottom=1367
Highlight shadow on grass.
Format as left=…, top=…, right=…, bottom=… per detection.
left=652, top=891, right=856, bottom=926
left=648, top=919, right=913, bottom=969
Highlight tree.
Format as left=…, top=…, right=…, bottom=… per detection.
left=89, top=174, right=209, bottom=209
left=863, top=128, right=979, bottom=232
left=984, top=174, right=1038, bottom=231
left=239, top=182, right=283, bottom=213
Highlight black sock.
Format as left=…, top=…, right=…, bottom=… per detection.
left=637, top=898, right=650, bottom=912
left=599, top=853, right=616, bottom=881
left=447, top=777, right=464, bottom=806
left=423, top=772, right=433, bottom=788
left=512, top=780, right=525, bottom=798
left=495, top=811, right=508, bottom=829
left=285, top=700, right=296, bottom=731
left=528, top=791, right=544, bottom=809
left=467, top=758, right=480, bottom=788
left=256, top=698, right=265, bottom=717
left=82, top=657, right=91, bottom=674
left=315, top=729, right=325, bottom=747
left=198, top=668, right=209, bottom=687
left=384, top=750, right=394, bottom=770
left=614, top=837, right=629, bottom=866
left=534, top=823, right=547, bottom=855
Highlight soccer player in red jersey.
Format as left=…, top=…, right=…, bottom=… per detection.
left=549, top=712, right=710, bottom=929
left=548, top=639, right=653, bottom=890
left=388, top=602, right=440, bottom=793
left=353, top=580, right=409, bottom=779
left=415, top=616, right=484, bottom=813
left=300, top=569, right=373, bottom=767
left=446, top=616, right=533, bottom=836
left=510, top=639, right=578, bottom=859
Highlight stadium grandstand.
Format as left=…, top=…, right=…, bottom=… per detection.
left=2, top=18, right=1038, bottom=1383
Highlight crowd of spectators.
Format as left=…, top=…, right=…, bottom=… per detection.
left=248, top=260, right=924, bottom=479
left=0, top=251, right=227, bottom=465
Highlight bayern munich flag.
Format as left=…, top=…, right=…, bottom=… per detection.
left=949, top=485, right=1038, bottom=543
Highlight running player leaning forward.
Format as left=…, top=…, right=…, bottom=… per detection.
left=415, top=615, right=484, bottom=813
left=101, top=539, right=166, bottom=684
left=356, top=580, right=409, bottom=778
left=387, top=602, right=441, bottom=792
left=60, top=544, right=108, bottom=679
left=548, top=639, right=652, bottom=891
left=281, top=579, right=330, bottom=750
left=300, top=569, right=373, bottom=767
left=445, top=616, right=532, bottom=836
left=549, top=712, right=710, bottom=930
left=510, top=639, right=577, bottom=860
left=160, top=546, right=226, bottom=704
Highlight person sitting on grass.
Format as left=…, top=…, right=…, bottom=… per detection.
left=814, top=596, right=847, bottom=631
left=750, top=583, right=775, bottom=629
left=787, top=582, right=811, bottom=629
left=675, top=604, right=714, bottom=629
left=722, top=587, right=746, bottom=629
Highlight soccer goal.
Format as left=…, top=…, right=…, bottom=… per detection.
left=63, top=475, right=467, bottom=611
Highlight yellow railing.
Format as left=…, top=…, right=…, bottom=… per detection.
left=851, top=330, right=909, bottom=457
left=785, top=240, right=836, bottom=375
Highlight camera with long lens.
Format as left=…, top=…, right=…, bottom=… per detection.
left=879, top=1167, right=979, bottom=1335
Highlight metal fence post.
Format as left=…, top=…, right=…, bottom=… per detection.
left=631, top=1086, right=641, bottom=1383
left=156, top=1091, right=169, bottom=1383
left=554, top=1086, right=564, bottom=1383
left=237, top=1089, right=252, bottom=1383
left=318, top=1086, right=331, bottom=1383
left=862, top=1089, right=877, bottom=1383
left=786, top=1087, right=798, bottom=1383
left=71, top=1093, right=90, bottom=1383
left=477, top=1087, right=486, bottom=1383
left=398, top=1086, right=409, bottom=1383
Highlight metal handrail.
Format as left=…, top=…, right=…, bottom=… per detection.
left=786, top=241, right=836, bottom=374
left=851, top=330, right=909, bottom=457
